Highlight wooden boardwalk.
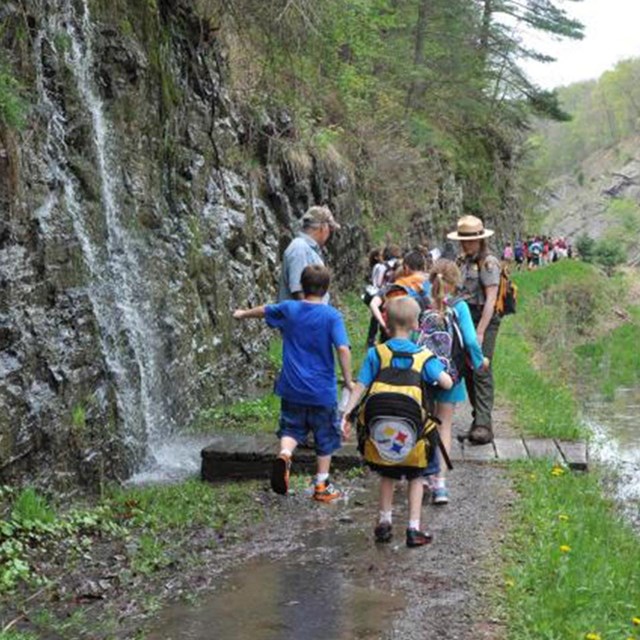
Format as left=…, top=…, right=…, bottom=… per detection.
left=201, top=433, right=588, bottom=482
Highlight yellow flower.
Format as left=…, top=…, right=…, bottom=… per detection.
left=633, top=617, right=640, bottom=626
left=558, top=514, right=569, bottom=521
left=551, top=465, right=565, bottom=476
left=528, top=473, right=537, bottom=481
left=504, top=579, right=515, bottom=588
left=559, top=544, right=571, bottom=553
left=585, top=633, right=601, bottom=640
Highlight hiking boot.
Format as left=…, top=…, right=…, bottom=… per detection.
left=374, top=522, right=393, bottom=543
left=432, top=485, right=449, bottom=505
left=467, top=424, right=493, bottom=445
left=406, top=528, right=433, bottom=548
left=313, top=479, right=341, bottom=502
left=270, top=453, right=291, bottom=495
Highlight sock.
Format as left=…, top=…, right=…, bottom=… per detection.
left=433, top=476, right=446, bottom=489
left=279, top=449, right=292, bottom=458
left=315, top=472, right=329, bottom=484
left=379, top=510, right=392, bottom=524
left=408, top=519, right=420, bottom=531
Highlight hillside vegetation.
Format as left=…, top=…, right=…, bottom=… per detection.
left=527, top=58, right=640, bottom=259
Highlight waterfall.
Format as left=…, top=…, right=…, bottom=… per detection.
left=34, top=0, right=177, bottom=469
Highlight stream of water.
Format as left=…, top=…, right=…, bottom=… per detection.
left=584, top=387, right=640, bottom=524
left=34, top=0, right=176, bottom=469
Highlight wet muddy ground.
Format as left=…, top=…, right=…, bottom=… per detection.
left=144, top=462, right=513, bottom=640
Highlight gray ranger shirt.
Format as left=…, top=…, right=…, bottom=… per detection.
left=278, top=233, right=328, bottom=302
left=460, top=253, right=501, bottom=308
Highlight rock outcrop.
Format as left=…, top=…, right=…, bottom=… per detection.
left=0, top=0, right=365, bottom=486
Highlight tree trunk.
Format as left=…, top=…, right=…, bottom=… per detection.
left=405, top=0, right=429, bottom=111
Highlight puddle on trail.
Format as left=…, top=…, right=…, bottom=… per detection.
left=146, top=557, right=403, bottom=640
left=146, top=488, right=405, bottom=640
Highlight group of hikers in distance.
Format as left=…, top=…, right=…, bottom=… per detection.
left=503, top=235, right=572, bottom=270
left=233, top=206, right=516, bottom=548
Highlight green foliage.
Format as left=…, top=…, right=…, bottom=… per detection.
left=503, top=461, right=640, bottom=639
left=0, top=632, right=38, bottom=640
left=494, top=261, right=626, bottom=440
left=576, top=306, right=640, bottom=398
left=1, top=486, right=124, bottom=592
left=594, top=238, right=626, bottom=272
left=10, top=488, right=56, bottom=525
left=191, top=394, right=280, bottom=435
left=575, top=233, right=596, bottom=263
left=0, top=57, right=27, bottom=129
left=532, top=57, right=640, bottom=176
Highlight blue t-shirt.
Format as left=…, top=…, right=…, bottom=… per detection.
left=357, top=337, right=445, bottom=387
left=265, top=301, right=349, bottom=407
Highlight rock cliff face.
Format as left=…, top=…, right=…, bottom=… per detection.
left=542, top=135, right=640, bottom=245
left=0, top=0, right=365, bottom=486
left=0, top=0, right=523, bottom=487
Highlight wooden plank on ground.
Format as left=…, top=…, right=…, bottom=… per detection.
left=494, top=437, right=528, bottom=461
left=462, top=441, right=496, bottom=462
left=556, top=440, right=588, bottom=471
left=523, top=438, right=561, bottom=461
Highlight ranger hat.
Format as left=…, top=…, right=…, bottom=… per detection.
left=301, top=205, right=341, bottom=230
left=447, top=215, right=494, bottom=240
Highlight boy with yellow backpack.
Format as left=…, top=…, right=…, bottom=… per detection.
left=340, top=297, right=453, bottom=547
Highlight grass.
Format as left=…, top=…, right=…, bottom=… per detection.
left=0, top=480, right=265, bottom=596
left=576, top=306, right=640, bottom=398
left=502, top=460, right=640, bottom=640
left=493, top=261, right=630, bottom=440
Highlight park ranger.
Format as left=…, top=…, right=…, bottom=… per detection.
left=447, top=215, right=501, bottom=445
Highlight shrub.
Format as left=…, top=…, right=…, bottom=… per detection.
left=575, top=233, right=596, bottom=263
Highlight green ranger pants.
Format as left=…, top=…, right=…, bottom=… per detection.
left=465, top=308, right=501, bottom=429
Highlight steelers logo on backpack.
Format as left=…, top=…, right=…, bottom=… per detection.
left=356, top=344, right=441, bottom=470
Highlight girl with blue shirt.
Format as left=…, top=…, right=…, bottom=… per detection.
left=426, top=259, right=489, bottom=504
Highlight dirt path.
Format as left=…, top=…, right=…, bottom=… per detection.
left=141, top=404, right=515, bottom=640
left=140, top=467, right=512, bottom=639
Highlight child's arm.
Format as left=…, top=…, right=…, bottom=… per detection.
left=339, top=382, right=366, bottom=439
left=233, top=305, right=267, bottom=320
left=436, top=370, right=454, bottom=390
left=336, top=345, right=354, bottom=390
left=454, top=301, right=486, bottom=371
left=369, top=295, right=387, bottom=332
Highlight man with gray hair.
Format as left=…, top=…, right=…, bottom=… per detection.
left=278, top=205, right=341, bottom=302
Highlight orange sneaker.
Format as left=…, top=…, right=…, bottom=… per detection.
left=313, top=479, right=341, bottom=502
left=271, top=453, right=291, bottom=495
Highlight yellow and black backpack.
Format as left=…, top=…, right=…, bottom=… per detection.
left=355, top=344, right=450, bottom=471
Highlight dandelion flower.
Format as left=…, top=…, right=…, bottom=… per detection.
left=633, top=617, right=640, bottom=626
left=505, top=579, right=515, bottom=588
left=560, top=545, right=571, bottom=553
left=558, top=514, right=569, bottom=521
left=585, top=633, right=601, bottom=640
left=551, top=465, right=565, bottom=476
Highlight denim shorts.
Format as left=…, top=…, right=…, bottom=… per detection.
left=278, top=399, right=341, bottom=457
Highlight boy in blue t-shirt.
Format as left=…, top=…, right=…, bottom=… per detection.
left=233, top=265, right=353, bottom=501
left=340, top=297, right=453, bottom=546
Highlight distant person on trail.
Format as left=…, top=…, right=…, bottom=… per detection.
left=447, top=215, right=501, bottom=445
left=514, top=240, right=525, bottom=269
left=368, top=249, right=430, bottom=341
left=502, top=242, right=514, bottom=263
left=364, top=247, right=385, bottom=348
left=340, top=297, right=453, bottom=547
left=278, top=205, right=340, bottom=303
left=416, top=259, right=489, bottom=504
left=233, top=265, right=354, bottom=502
